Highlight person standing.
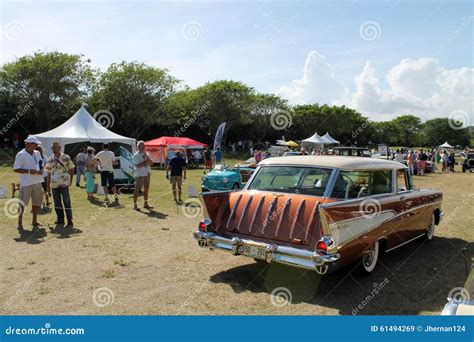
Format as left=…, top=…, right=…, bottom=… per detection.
left=204, top=148, right=212, bottom=172
left=85, top=146, right=97, bottom=201
left=45, top=141, right=75, bottom=227
left=255, top=150, right=262, bottom=163
left=448, top=151, right=455, bottom=173
left=35, top=145, right=51, bottom=209
left=406, top=151, right=414, bottom=175
left=193, top=149, right=201, bottom=168
left=12, top=132, right=19, bottom=149
left=75, top=148, right=87, bottom=187
left=214, top=147, right=222, bottom=164
left=13, top=136, right=44, bottom=234
left=133, top=141, right=153, bottom=211
left=94, top=143, right=118, bottom=204
left=418, top=149, right=427, bottom=176
left=166, top=150, right=187, bottom=203
left=394, top=149, right=404, bottom=163
left=442, top=151, right=448, bottom=173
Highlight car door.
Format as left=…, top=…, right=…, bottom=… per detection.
left=396, top=168, right=425, bottom=241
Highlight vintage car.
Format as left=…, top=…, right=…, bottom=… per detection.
left=201, top=161, right=256, bottom=192
left=194, top=156, right=443, bottom=275
left=332, top=146, right=372, bottom=157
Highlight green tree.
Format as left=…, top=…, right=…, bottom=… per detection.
left=0, top=51, right=95, bottom=133
left=421, top=118, right=471, bottom=147
left=89, top=61, right=179, bottom=137
left=391, top=115, right=422, bottom=146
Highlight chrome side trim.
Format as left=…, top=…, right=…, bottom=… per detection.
left=385, top=233, right=426, bottom=252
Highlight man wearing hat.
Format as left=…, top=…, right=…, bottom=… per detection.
left=13, top=136, right=45, bottom=234
left=45, top=141, right=75, bottom=227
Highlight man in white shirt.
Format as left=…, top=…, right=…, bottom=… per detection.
left=93, top=143, right=118, bottom=204
left=394, top=149, right=404, bottom=163
left=132, top=141, right=153, bottom=210
left=13, top=136, right=44, bottom=234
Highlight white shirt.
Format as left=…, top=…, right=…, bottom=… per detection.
left=13, top=149, right=44, bottom=187
left=133, top=151, right=151, bottom=177
left=395, top=154, right=404, bottom=163
left=95, top=150, right=115, bottom=172
left=193, top=151, right=201, bottom=159
left=75, top=152, right=87, bottom=166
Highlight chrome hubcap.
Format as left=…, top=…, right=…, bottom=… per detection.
left=364, top=247, right=375, bottom=267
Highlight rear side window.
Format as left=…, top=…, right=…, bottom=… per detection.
left=371, top=170, right=392, bottom=195
left=331, top=170, right=393, bottom=199
left=397, top=169, right=413, bottom=192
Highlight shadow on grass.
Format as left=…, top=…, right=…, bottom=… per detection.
left=49, top=224, right=83, bottom=239
left=140, top=209, right=168, bottom=219
left=14, top=228, right=46, bottom=244
left=208, top=236, right=472, bottom=315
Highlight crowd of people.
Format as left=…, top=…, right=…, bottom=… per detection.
left=12, top=137, right=189, bottom=236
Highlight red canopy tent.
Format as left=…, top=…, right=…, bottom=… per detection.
left=144, top=136, right=207, bottom=165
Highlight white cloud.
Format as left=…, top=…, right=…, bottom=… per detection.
left=278, top=50, right=349, bottom=105
left=279, top=51, right=474, bottom=122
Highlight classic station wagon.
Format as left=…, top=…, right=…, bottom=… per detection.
left=194, top=156, right=443, bottom=275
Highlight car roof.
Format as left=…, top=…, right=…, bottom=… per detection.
left=259, top=155, right=408, bottom=170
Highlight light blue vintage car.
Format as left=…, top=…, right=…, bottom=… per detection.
left=201, top=160, right=256, bottom=192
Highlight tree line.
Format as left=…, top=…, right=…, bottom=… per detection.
left=0, top=51, right=471, bottom=148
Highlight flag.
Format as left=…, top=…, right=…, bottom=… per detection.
left=213, top=122, right=226, bottom=151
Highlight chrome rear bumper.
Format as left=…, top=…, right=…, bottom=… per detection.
left=194, top=231, right=340, bottom=274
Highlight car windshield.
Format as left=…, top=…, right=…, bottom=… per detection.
left=247, top=166, right=333, bottom=196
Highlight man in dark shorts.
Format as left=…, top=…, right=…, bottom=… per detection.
left=166, top=151, right=187, bottom=203
left=93, top=143, right=118, bottom=204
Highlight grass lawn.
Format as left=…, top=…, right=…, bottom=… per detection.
left=0, top=154, right=472, bottom=315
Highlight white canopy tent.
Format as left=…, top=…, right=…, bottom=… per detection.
left=302, top=132, right=326, bottom=146
left=439, top=141, right=454, bottom=149
left=321, top=132, right=340, bottom=145
left=29, top=106, right=136, bottom=156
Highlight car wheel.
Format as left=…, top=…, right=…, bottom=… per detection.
left=355, top=241, right=379, bottom=276
left=232, top=183, right=240, bottom=190
left=425, top=214, right=436, bottom=242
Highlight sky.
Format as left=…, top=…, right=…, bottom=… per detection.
left=0, top=0, right=473, bottom=122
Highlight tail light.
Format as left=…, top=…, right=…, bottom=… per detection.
left=316, top=236, right=333, bottom=254
left=316, top=240, right=327, bottom=254
left=198, top=218, right=212, bottom=232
